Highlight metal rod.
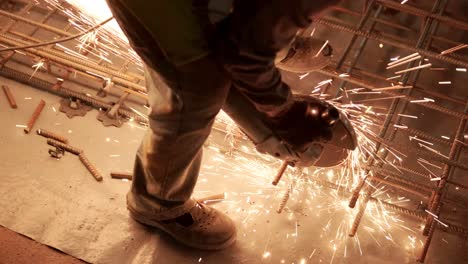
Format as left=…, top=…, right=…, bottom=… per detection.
left=37, top=128, right=69, bottom=144
left=0, top=2, right=35, bottom=34
left=318, top=67, right=467, bottom=119
left=110, top=171, right=133, bottom=180
left=272, top=161, right=291, bottom=186
left=277, top=187, right=291, bottom=214
left=347, top=0, right=447, bottom=237
left=335, top=0, right=376, bottom=70
left=47, top=139, right=83, bottom=155
left=330, top=6, right=467, bottom=49
left=369, top=197, right=425, bottom=220
left=79, top=153, right=103, bottom=182
left=0, top=66, right=148, bottom=124
left=24, top=99, right=45, bottom=133
left=314, top=18, right=468, bottom=68
left=349, top=66, right=466, bottom=106
left=376, top=0, right=468, bottom=31
left=373, top=176, right=430, bottom=198
left=419, top=104, right=468, bottom=262
left=107, top=92, right=129, bottom=118
left=337, top=4, right=383, bottom=92
left=0, top=9, right=72, bottom=36
left=197, top=193, right=226, bottom=204
left=0, top=34, right=146, bottom=92
left=2, top=85, right=17, bottom=108
left=349, top=185, right=372, bottom=237
left=0, top=51, right=15, bottom=66
left=367, top=132, right=468, bottom=171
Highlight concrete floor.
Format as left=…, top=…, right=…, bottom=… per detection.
left=0, top=226, right=84, bottom=264
left=0, top=0, right=467, bottom=263
left=0, top=76, right=430, bottom=264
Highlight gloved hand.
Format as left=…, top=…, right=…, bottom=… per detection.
left=268, top=96, right=338, bottom=152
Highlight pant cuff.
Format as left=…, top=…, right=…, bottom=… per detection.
left=126, top=191, right=197, bottom=221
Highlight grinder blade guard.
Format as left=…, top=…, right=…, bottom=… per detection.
left=223, top=87, right=357, bottom=168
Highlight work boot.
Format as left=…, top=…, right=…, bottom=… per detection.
left=276, top=36, right=333, bottom=73
left=127, top=200, right=237, bottom=250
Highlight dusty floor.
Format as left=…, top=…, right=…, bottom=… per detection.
left=1, top=71, right=467, bottom=263
left=0, top=226, right=84, bottom=264
left=0, top=76, right=432, bottom=264
left=0, top=1, right=467, bottom=263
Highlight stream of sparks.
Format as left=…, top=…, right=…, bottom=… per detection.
left=27, top=0, right=463, bottom=262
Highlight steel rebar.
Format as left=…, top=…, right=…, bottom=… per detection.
left=79, top=153, right=103, bottom=182
left=110, top=171, right=133, bottom=180
left=0, top=66, right=148, bottom=124
left=2, top=85, right=17, bottom=108
left=314, top=18, right=468, bottom=68
left=47, top=139, right=82, bottom=155
left=347, top=0, right=447, bottom=238
left=24, top=99, right=45, bottom=133
left=272, top=161, right=291, bottom=186
left=419, top=103, right=468, bottom=261
left=37, top=128, right=69, bottom=144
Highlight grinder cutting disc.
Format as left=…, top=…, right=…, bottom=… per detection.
left=292, top=95, right=358, bottom=168
left=223, top=88, right=357, bottom=168
left=313, top=111, right=357, bottom=167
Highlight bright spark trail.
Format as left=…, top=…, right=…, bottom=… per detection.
left=17, top=0, right=462, bottom=262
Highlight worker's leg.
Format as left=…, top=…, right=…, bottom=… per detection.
left=107, top=0, right=236, bottom=249
left=106, top=0, right=230, bottom=219
left=130, top=59, right=230, bottom=220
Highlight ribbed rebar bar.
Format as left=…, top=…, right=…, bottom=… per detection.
left=277, top=187, right=291, bottom=214
left=110, top=171, right=133, bottom=180
left=373, top=176, right=430, bottom=198
left=349, top=185, right=372, bottom=237
left=376, top=0, right=468, bottom=30
left=318, top=67, right=467, bottom=120
left=79, top=153, right=103, bottom=182
left=419, top=103, right=468, bottom=262
left=368, top=132, right=468, bottom=171
left=337, top=3, right=383, bottom=92
left=347, top=0, right=448, bottom=239
left=0, top=34, right=146, bottom=92
left=418, top=216, right=437, bottom=263
left=2, top=84, right=17, bottom=108
left=272, top=161, right=290, bottom=186
left=47, top=139, right=82, bottom=155
left=446, top=223, right=468, bottom=236
left=370, top=197, right=425, bottom=220
left=314, top=19, right=468, bottom=68
left=37, top=128, right=69, bottom=144
left=0, top=65, right=148, bottom=124
left=24, top=99, right=45, bottom=133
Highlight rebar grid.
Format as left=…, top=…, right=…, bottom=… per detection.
left=0, top=0, right=467, bottom=262
left=317, top=1, right=467, bottom=262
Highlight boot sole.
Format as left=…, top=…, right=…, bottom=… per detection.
left=127, top=207, right=237, bottom=251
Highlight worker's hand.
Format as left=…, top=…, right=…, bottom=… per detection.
left=268, top=96, right=337, bottom=152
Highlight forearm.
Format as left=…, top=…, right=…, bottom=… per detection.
left=218, top=0, right=340, bottom=116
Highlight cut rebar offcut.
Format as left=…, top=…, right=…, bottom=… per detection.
left=46, top=139, right=82, bottom=155
left=110, top=171, right=133, bottom=180
left=79, top=153, right=103, bottom=182
left=37, top=128, right=69, bottom=144
left=2, top=85, right=17, bottom=108
left=24, top=99, right=45, bottom=133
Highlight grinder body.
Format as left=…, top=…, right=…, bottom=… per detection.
left=223, top=87, right=357, bottom=168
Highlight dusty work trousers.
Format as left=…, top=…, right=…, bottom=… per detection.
left=106, top=0, right=313, bottom=220
left=106, top=0, right=232, bottom=220
left=129, top=60, right=230, bottom=220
